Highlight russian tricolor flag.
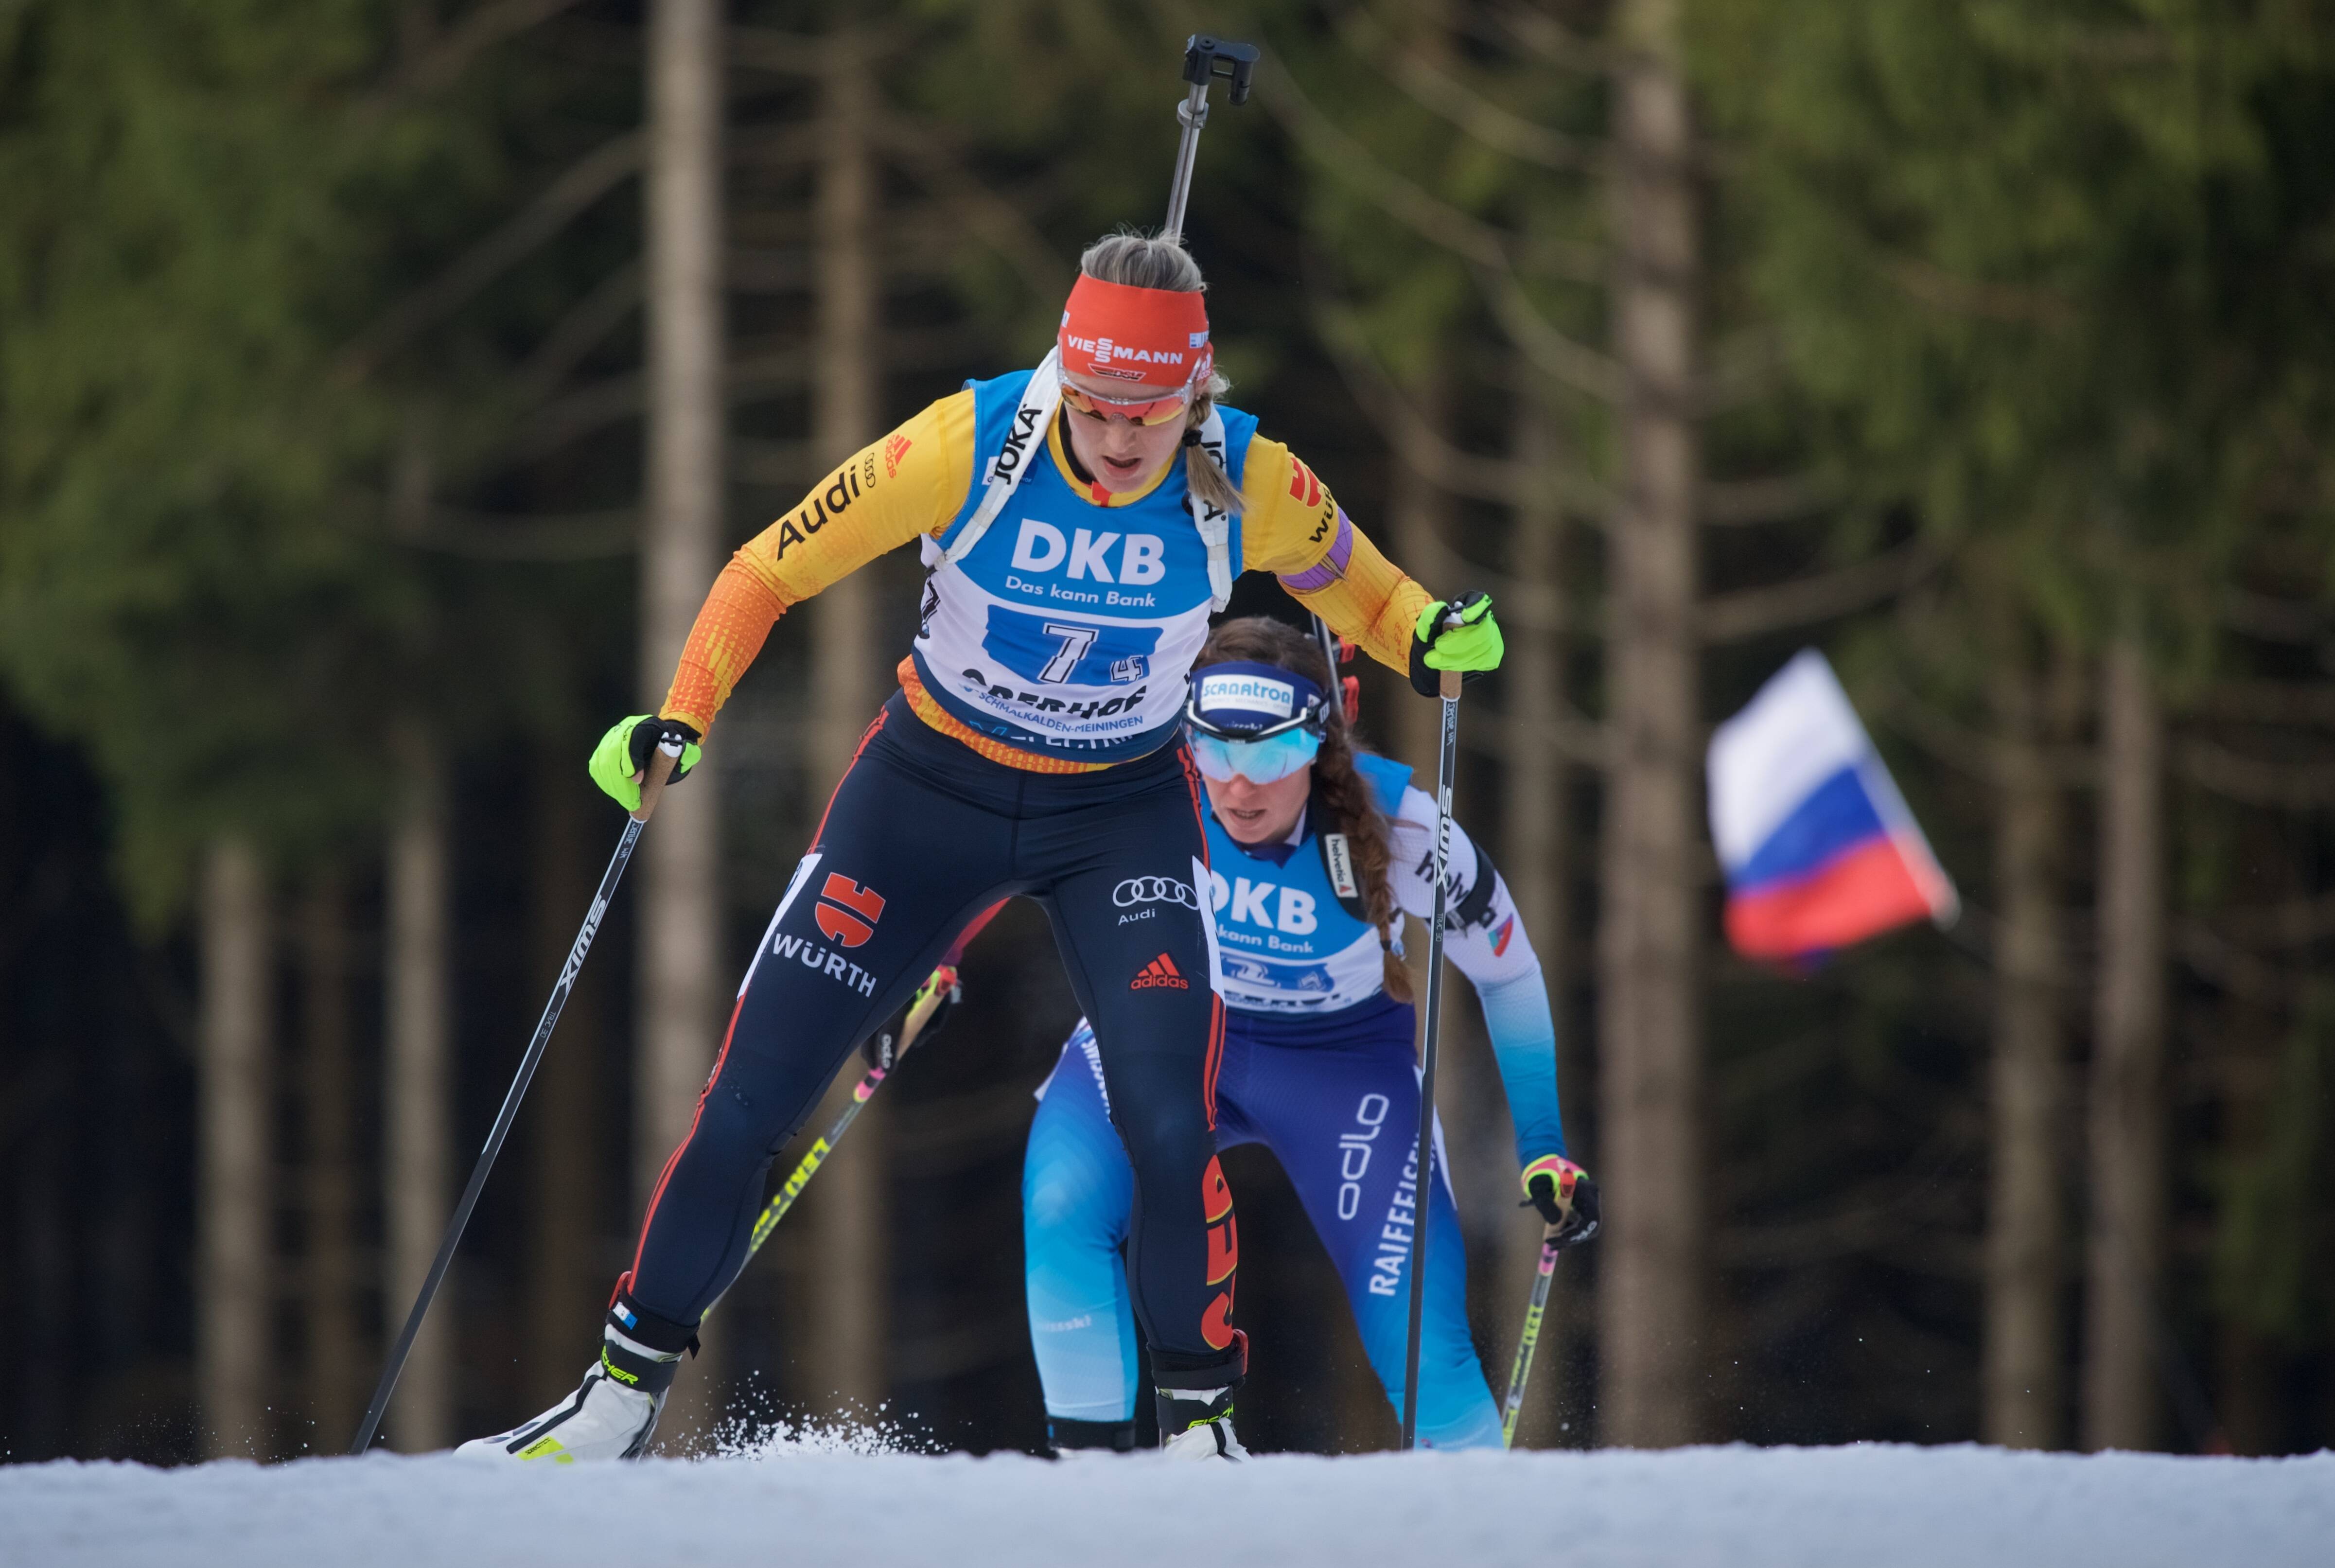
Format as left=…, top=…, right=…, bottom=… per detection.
left=1708, top=650, right=1958, bottom=963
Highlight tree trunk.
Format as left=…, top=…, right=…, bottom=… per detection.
left=529, top=746, right=605, bottom=1408
left=301, top=875, right=363, bottom=1448
left=641, top=0, right=728, bottom=1445
left=386, top=743, right=454, bottom=1450
left=1984, top=647, right=2068, bottom=1449
left=198, top=838, right=272, bottom=1458
left=2084, top=633, right=2164, bottom=1450
left=1500, top=375, right=1571, bottom=1447
left=1597, top=0, right=1703, bottom=1449
left=798, top=17, right=889, bottom=1418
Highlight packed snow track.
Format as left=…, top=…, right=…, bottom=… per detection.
left=7, top=1443, right=2328, bottom=1567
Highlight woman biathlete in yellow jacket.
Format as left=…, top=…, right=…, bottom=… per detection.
left=459, top=232, right=1504, bottom=1462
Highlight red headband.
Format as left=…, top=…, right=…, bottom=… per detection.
left=1056, top=273, right=1212, bottom=391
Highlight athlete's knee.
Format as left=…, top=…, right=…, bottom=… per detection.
left=1023, top=1163, right=1123, bottom=1238
left=687, top=1062, right=804, bottom=1166
left=1111, top=1097, right=1212, bottom=1184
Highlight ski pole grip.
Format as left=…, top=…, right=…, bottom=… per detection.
left=631, top=738, right=685, bottom=823
left=1438, top=603, right=1466, bottom=700
left=1182, top=35, right=1259, bottom=104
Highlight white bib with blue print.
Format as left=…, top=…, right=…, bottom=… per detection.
left=909, top=356, right=1252, bottom=761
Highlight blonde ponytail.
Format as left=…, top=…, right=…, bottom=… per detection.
left=1183, top=372, right=1246, bottom=517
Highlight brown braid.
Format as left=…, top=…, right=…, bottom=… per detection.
left=1193, top=617, right=1413, bottom=1004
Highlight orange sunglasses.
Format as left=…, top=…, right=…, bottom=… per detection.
left=1060, top=380, right=1192, bottom=427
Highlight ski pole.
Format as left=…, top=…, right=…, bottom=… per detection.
left=724, top=900, right=1004, bottom=1288
left=350, top=739, right=685, bottom=1455
left=1399, top=657, right=1463, bottom=1452
left=1500, top=1225, right=1567, bottom=1448
left=737, top=963, right=957, bottom=1269
left=1160, top=35, right=1258, bottom=245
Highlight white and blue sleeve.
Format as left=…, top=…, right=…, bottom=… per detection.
left=1386, top=789, right=1568, bottom=1163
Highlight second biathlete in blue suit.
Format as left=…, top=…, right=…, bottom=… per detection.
left=1023, top=617, right=1599, bottom=1453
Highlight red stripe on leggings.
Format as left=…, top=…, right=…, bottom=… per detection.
left=628, top=706, right=890, bottom=1296
left=1175, top=741, right=1227, bottom=1130
left=628, top=987, right=749, bottom=1289
left=1202, top=993, right=1226, bottom=1129
left=813, top=707, right=889, bottom=846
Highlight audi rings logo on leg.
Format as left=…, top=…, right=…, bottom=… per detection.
left=1113, top=876, right=1199, bottom=910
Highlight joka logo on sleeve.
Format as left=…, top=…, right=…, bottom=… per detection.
left=815, top=874, right=885, bottom=948
left=1129, top=951, right=1190, bottom=990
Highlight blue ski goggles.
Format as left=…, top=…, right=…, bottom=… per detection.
left=1184, top=660, right=1330, bottom=784
left=1188, top=726, right=1322, bottom=785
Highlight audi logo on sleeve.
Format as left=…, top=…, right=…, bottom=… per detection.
left=1113, top=876, right=1199, bottom=909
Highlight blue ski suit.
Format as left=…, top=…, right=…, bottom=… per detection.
left=1022, top=753, right=1569, bottom=1448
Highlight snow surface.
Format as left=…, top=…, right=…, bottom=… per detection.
left=6, top=1442, right=2330, bottom=1568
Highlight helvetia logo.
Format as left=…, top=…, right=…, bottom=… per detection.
left=1129, top=952, right=1190, bottom=990
left=815, top=873, right=886, bottom=948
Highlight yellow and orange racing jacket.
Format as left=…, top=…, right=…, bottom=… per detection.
left=658, top=384, right=1434, bottom=774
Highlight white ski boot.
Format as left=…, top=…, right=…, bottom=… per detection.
left=458, top=1359, right=664, bottom=1463
left=1155, top=1385, right=1247, bottom=1461
left=458, top=1295, right=691, bottom=1463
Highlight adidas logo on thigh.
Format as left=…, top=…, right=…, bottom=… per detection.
left=1129, top=952, right=1191, bottom=991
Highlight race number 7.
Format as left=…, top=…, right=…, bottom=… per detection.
left=1039, top=621, right=1099, bottom=683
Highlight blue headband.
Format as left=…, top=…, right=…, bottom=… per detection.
left=1186, top=660, right=1328, bottom=739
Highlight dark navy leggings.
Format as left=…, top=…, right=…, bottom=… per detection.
left=620, top=692, right=1239, bottom=1382
left=1023, top=999, right=1500, bottom=1447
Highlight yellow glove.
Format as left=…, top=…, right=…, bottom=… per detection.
left=587, top=715, right=702, bottom=813
left=1409, top=591, right=1504, bottom=695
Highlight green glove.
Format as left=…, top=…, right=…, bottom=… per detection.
left=1408, top=591, right=1503, bottom=696
left=588, top=715, right=703, bottom=813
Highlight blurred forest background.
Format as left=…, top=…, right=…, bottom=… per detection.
left=5, top=0, right=2335, bottom=1463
